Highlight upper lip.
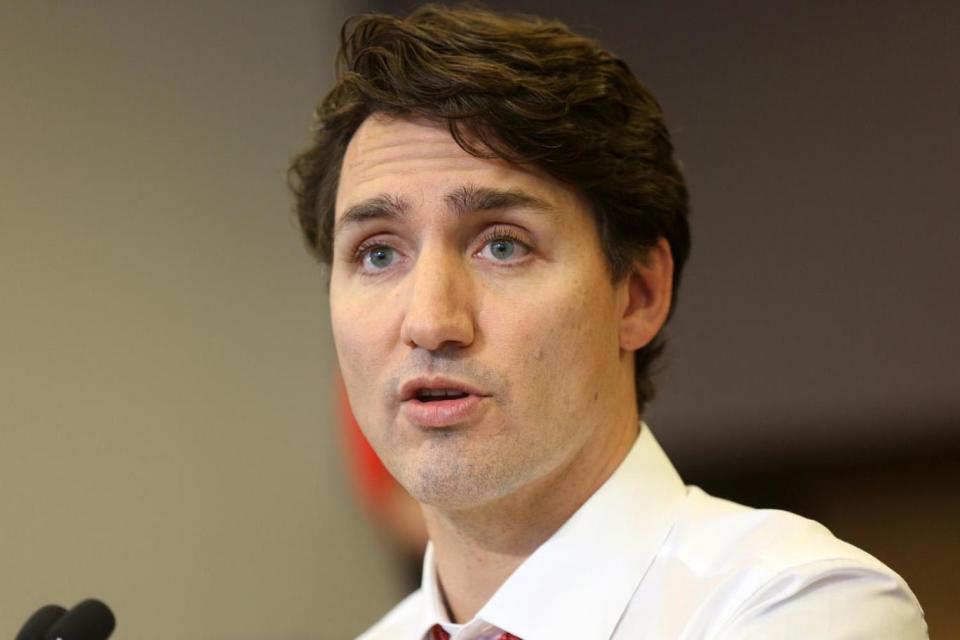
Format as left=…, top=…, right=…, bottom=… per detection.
left=399, top=376, right=488, bottom=401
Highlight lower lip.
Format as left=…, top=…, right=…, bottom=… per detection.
left=400, top=394, right=486, bottom=427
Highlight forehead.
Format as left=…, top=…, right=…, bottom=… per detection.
left=335, top=114, right=578, bottom=217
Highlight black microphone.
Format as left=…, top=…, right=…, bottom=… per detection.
left=15, top=604, right=67, bottom=640
left=41, top=599, right=115, bottom=640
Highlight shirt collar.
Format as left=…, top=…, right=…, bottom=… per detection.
left=413, top=423, right=687, bottom=640
left=417, top=542, right=453, bottom=637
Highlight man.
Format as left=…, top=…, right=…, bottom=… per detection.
left=290, top=5, right=928, bottom=639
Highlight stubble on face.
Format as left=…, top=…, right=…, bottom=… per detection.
left=330, top=114, right=634, bottom=515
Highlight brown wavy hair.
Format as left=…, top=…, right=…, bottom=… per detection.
left=288, top=4, right=691, bottom=413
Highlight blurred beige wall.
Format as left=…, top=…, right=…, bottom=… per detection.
left=0, top=2, right=405, bottom=637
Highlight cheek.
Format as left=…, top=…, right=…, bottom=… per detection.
left=482, top=274, right=618, bottom=405
left=546, top=298, right=617, bottom=380
left=330, top=290, right=398, bottom=398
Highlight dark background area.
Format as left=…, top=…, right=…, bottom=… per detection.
left=370, top=1, right=960, bottom=635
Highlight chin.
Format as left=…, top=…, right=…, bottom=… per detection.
left=404, top=460, right=530, bottom=512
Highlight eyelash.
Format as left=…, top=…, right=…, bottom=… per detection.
left=476, top=226, right=530, bottom=258
left=351, top=238, right=391, bottom=264
left=350, top=226, right=532, bottom=270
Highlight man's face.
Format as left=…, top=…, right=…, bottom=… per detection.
left=330, top=114, right=635, bottom=511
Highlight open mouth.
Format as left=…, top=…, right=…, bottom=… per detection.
left=399, top=377, right=487, bottom=426
left=415, top=389, right=470, bottom=402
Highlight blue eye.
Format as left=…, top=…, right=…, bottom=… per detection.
left=488, top=239, right=516, bottom=260
left=476, top=228, right=531, bottom=263
left=481, top=237, right=530, bottom=262
left=362, top=246, right=396, bottom=269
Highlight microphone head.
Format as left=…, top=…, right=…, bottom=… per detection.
left=16, top=604, right=67, bottom=640
left=42, top=599, right=115, bottom=640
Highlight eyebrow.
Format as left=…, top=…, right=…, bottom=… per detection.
left=445, top=185, right=553, bottom=217
left=334, top=193, right=410, bottom=236
left=334, top=185, right=552, bottom=236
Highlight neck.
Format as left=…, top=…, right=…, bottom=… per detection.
left=422, top=416, right=639, bottom=623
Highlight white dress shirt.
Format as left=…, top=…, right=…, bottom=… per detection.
left=357, top=425, right=928, bottom=640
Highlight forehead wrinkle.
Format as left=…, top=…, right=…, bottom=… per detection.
left=341, top=150, right=478, bottom=203
left=347, top=146, right=472, bottom=179
left=344, top=124, right=466, bottom=170
left=348, top=133, right=460, bottom=158
left=337, top=117, right=567, bottom=237
left=336, top=182, right=555, bottom=238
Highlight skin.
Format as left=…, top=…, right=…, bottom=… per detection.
left=330, top=114, right=674, bottom=622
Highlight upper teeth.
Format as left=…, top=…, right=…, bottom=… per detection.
left=420, top=389, right=465, bottom=397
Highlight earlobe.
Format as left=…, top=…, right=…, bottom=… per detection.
left=619, top=237, right=674, bottom=351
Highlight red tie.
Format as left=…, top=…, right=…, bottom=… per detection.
left=428, top=623, right=521, bottom=640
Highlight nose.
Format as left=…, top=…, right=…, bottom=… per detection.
left=400, top=248, right=476, bottom=352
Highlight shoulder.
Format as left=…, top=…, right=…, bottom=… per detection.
left=663, top=488, right=928, bottom=638
left=671, top=487, right=881, bottom=573
left=355, top=589, right=425, bottom=640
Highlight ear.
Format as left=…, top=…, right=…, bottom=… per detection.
left=618, top=237, right=674, bottom=351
